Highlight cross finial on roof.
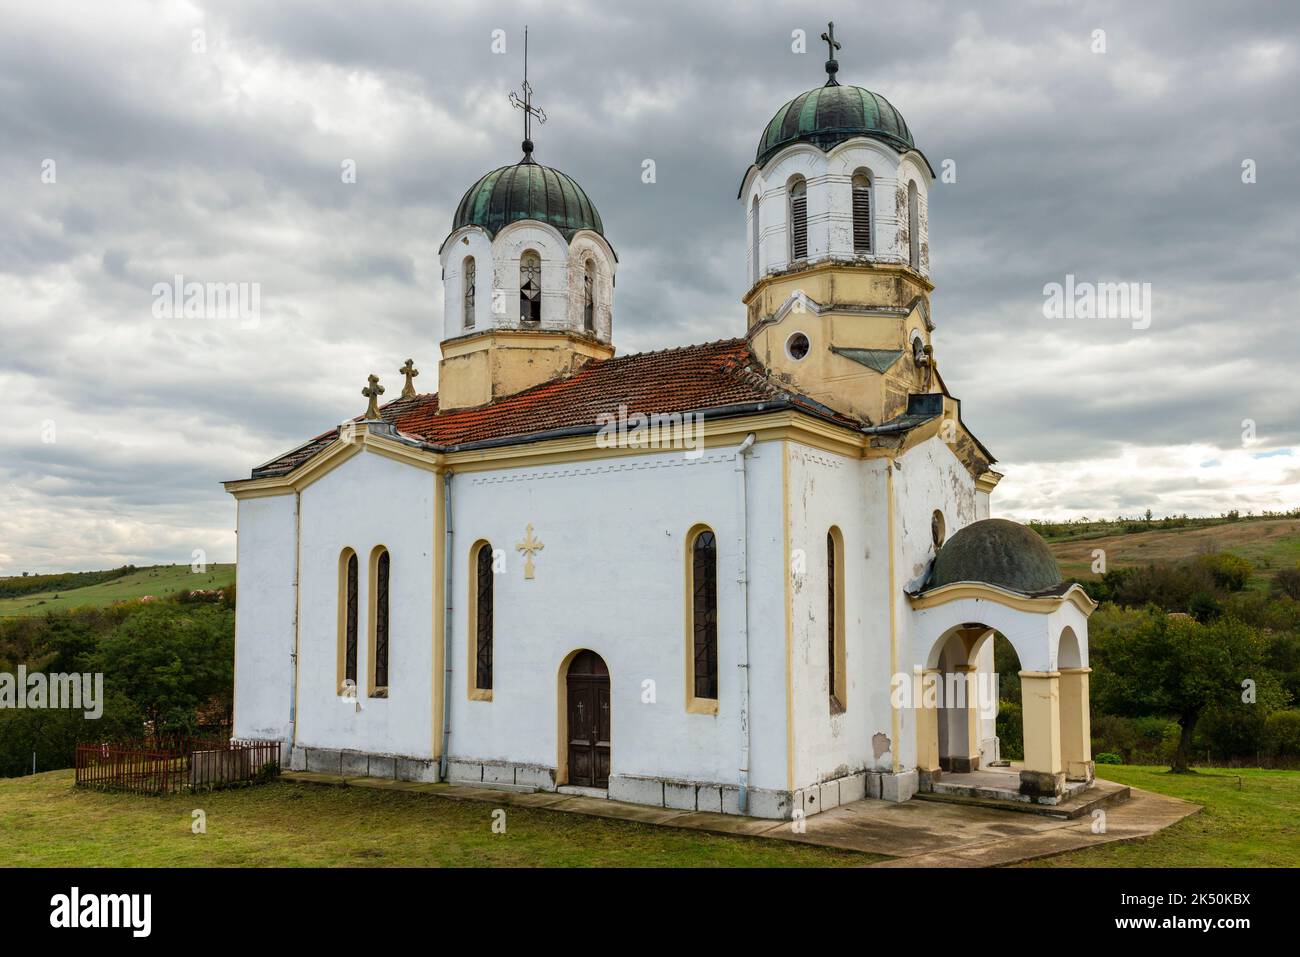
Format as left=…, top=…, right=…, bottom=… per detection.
left=508, top=26, right=546, bottom=162
left=362, top=374, right=385, bottom=420
left=399, top=359, right=419, bottom=398
left=821, top=21, right=841, bottom=86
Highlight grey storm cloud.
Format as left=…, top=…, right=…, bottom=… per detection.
left=1, top=0, right=1297, bottom=573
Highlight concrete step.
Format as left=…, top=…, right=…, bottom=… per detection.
left=914, top=778, right=1132, bottom=820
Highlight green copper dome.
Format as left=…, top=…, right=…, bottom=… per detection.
left=756, top=83, right=915, bottom=168
left=451, top=158, right=604, bottom=241
left=929, top=519, right=1063, bottom=595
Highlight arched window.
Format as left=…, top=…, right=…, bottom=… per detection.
left=520, top=250, right=541, bottom=324
left=337, top=549, right=358, bottom=696
left=462, top=256, right=476, bottom=329
left=469, top=541, right=494, bottom=699
left=852, top=172, right=872, bottom=254
left=907, top=181, right=920, bottom=270
left=750, top=195, right=761, bottom=283
left=369, top=547, right=390, bottom=696
left=827, top=528, right=846, bottom=712
left=789, top=178, right=808, bottom=261
left=583, top=260, right=595, bottom=333
left=686, top=526, right=718, bottom=710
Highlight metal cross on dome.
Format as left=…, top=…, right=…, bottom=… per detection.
left=508, top=26, right=546, bottom=159
left=821, top=21, right=842, bottom=85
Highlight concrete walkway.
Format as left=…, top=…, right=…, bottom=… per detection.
left=282, top=771, right=1198, bottom=866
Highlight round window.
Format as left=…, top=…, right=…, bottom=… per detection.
left=786, top=332, right=811, bottom=361
left=931, top=510, right=946, bottom=548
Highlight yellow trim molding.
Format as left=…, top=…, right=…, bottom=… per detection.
left=223, top=411, right=872, bottom=499
left=908, top=580, right=1098, bottom=616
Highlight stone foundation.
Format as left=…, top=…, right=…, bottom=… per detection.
left=291, top=747, right=918, bottom=820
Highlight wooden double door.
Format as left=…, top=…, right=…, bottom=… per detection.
left=566, top=650, right=610, bottom=788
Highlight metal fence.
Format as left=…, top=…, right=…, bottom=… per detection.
left=75, top=737, right=280, bottom=794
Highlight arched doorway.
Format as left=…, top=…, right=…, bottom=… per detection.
left=564, top=650, right=610, bottom=788
left=928, top=625, right=998, bottom=775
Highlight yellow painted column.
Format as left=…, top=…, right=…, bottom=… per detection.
left=915, top=669, right=942, bottom=779
left=1018, top=671, right=1064, bottom=799
left=954, top=664, right=982, bottom=772
left=1059, top=667, right=1094, bottom=782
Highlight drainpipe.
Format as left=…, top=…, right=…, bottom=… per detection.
left=439, top=471, right=455, bottom=781
left=734, top=433, right=756, bottom=813
left=886, top=462, right=901, bottom=774
left=288, top=490, right=302, bottom=758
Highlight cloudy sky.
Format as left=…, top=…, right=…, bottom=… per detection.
left=1, top=0, right=1297, bottom=574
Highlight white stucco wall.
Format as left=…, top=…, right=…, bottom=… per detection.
left=785, top=443, right=892, bottom=789
left=233, top=494, right=298, bottom=742
left=440, top=222, right=616, bottom=341
left=783, top=434, right=979, bottom=788
left=293, top=451, right=437, bottom=759
left=232, top=427, right=1022, bottom=793
left=446, top=439, right=789, bottom=791
left=744, top=139, right=932, bottom=287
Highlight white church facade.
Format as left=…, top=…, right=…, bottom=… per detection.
left=224, top=30, right=1097, bottom=820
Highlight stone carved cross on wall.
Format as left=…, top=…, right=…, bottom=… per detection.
left=515, top=523, right=544, bottom=580
left=399, top=359, right=419, bottom=398
left=362, top=374, right=385, bottom=420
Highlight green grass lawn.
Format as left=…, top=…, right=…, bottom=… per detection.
left=0, top=564, right=235, bottom=618
left=0, top=770, right=873, bottom=867
left=1027, top=765, right=1300, bottom=867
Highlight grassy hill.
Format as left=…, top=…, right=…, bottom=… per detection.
left=0, top=564, right=235, bottom=618
left=1048, top=518, right=1300, bottom=588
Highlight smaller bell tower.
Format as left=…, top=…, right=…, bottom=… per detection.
left=436, top=29, right=616, bottom=412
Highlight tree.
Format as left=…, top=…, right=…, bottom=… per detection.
left=90, top=603, right=234, bottom=734
left=1091, top=609, right=1287, bottom=772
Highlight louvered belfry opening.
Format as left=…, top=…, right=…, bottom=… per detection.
left=692, top=530, right=719, bottom=700
left=583, top=261, right=595, bottom=332
left=852, top=173, right=871, bottom=253
left=790, top=178, right=808, bottom=261
left=463, top=256, right=476, bottom=328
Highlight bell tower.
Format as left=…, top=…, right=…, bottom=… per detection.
left=436, top=29, right=616, bottom=412
left=739, top=23, right=939, bottom=426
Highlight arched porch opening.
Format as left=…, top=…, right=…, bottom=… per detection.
left=910, top=583, right=1097, bottom=803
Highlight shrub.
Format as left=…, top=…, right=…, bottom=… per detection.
left=1095, top=752, right=1122, bottom=765
left=1264, top=710, right=1300, bottom=758
left=996, top=699, right=1023, bottom=760
left=1198, top=553, right=1254, bottom=592
left=1272, top=567, right=1300, bottom=602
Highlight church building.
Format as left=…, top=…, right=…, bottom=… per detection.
left=224, top=27, right=1097, bottom=819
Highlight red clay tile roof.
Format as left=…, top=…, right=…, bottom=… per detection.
left=248, top=338, right=864, bottom=479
